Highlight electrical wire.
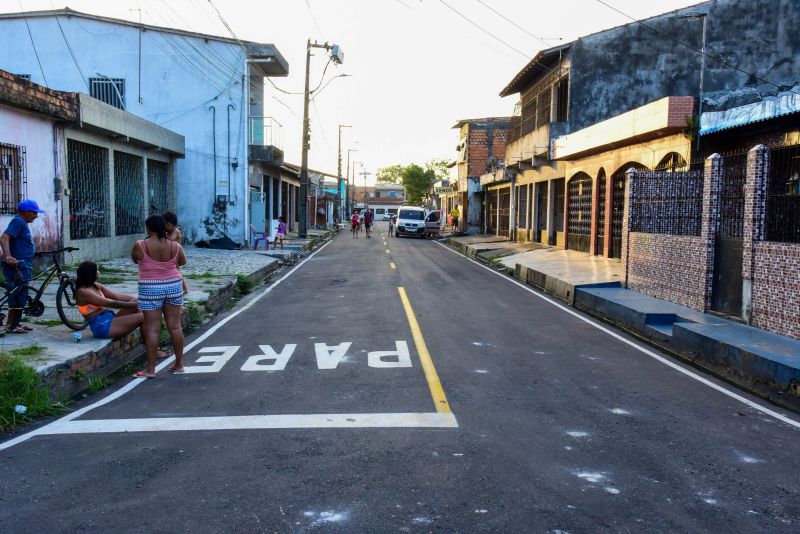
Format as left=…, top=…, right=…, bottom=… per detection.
left=595, top=0, right=800, bottom=97
left=305, top=0, right=324, bottom=37
left=474, top=0, right=557, bottom=48
left=18, top=0, right=47, bottom=85
left=50, top=1, right=89, bottom=90
left=436, top=0, right=529, bottom=59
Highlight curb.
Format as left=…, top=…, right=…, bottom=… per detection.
left=39, top=234, right=333, bottom=401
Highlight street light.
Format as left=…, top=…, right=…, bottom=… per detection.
left=299, top=39, right=345, bottom=238
left=337, top=124, right=352, bottom=221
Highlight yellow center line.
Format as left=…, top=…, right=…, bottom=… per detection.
left=390, top=262, right=396, bottom=269
left=397, top=287, right=451, bottom=413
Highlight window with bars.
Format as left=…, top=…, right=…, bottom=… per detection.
left=67, top=140, right=110, bottom=239
left=0, top=143, right=27, bottom=214
left=14, top=74, right=31, bottom=81
left=89, top=77, right=126, bottom=109
left=147, top=159, right=174, bottom=215
left=114, top=151, right=144, bottom=235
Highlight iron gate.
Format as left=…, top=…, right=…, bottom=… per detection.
left=114, top=151, right=144, bottom=236
left=711, top=152, right=747, bottom=317
left=498, top=188, right=511, bottom=236
left=595, top=171, right=606, bottom=255
left=486, top=189, right=498, bottom=234
left=567, top=173, right=592, bottom=252
left=67, top=140, right=109, bottom=240
left=609, top=169, right=629, bottom=258
left=536, top=182, right=548, bottom=242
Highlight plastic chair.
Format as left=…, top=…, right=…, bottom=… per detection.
left=250, top=224, right=269, bottom=250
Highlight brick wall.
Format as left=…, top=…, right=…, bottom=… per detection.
left=0, top=69, right=78, bottom=120
left=627, top=233, right=708, bottom=310
left=750, top=242, right=800, bottom=339
left=467, top=128, right=488, bottom=177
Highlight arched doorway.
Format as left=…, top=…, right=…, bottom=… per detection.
left=567, top=172, right=593, bottom=253
left=610, top=162, right=647, bottom=258
left=595, top=169, right=606, bottom=255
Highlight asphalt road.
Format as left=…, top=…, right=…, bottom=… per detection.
left=1, top=223, right=799, bottom=533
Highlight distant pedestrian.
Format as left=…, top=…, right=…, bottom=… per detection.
left=0, top=200, right=45, bottom=334
left=364, top=208, right=373, bottom=238
left=163, top=210, right=188, bottom=295
left=131, top=214, right=186, bottom=377
left=274, top=216, right=286, bottom=250
left=388, top=214, right=395, bottom=236
left=351, top=211, right=360, bottom=238
left=450, top=206, right=460, bottom=232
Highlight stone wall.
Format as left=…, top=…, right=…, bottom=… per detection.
left=750, top=242, right=800, bottom=339
left=626, top=233, right=709, bottom=310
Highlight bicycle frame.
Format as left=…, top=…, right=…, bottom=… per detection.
left=1, top=249, right=74, bottom=312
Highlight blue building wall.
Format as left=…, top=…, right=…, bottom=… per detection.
left=0, top=14, right=256, bottom=243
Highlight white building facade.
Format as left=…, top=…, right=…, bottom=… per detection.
left=0, top=8, right=289, bottom=245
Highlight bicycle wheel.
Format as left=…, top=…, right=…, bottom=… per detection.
left=56, top=280, right=88, bottom=331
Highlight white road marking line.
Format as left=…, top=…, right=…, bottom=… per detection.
left=0, top=241, right=334, bottom=451
left=38, top=413, right=458, bottom=433
left=434, top=241, right=800, bottom=430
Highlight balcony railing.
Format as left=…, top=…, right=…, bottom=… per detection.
left=249, top=116, right=283, bottom=149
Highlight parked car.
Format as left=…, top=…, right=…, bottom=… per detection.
left=395, top=206, right=427, bottom=237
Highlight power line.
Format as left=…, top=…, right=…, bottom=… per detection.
left=18, top=0, right=47, bottom=85
left=436, top=0, right=529, bottom=59
left=474, top=0, right=555, bottom=48
left=594, top=0, right=800, bottom=97
left=50, top=0, right=89, bottom=90
left=304, top=0, right=324, bottom=37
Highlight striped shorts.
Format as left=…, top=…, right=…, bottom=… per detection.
left=138, top=278, right=183, bottom=311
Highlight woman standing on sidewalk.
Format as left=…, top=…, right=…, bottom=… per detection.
left=131, top=214, right=186, bottom=378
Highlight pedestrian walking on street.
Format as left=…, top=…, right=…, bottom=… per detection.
left=450, top=206, right=460, bottom=233
left=388, top=214, right=395, bottom=236
left=351, top=211, right=360, bottom=238
left=131, top=214, right=186, bottom=377
left=364, top=208, right=373, bottom=238
left=0, top=200, right=45, bottom=334
left=274, top=216, right=286, bottom=251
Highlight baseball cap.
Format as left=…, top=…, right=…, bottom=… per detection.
left=17, top=200, right=45, bottom=213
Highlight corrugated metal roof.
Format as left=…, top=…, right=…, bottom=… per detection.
left=700, top=90, right=800, bottom=136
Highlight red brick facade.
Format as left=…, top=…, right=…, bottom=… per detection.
left=0, top=69, right=78, bottom=120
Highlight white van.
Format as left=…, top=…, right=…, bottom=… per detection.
left=394, top=206, right=443, bottom=238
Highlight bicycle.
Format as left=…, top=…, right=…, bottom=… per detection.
left=0, top=247, right=87, bottom=333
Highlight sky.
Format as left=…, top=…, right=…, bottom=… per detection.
left=2, top=0, right=702, bottom=183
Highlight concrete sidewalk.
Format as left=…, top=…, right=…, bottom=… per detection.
left=446, top=235, right=800, bottom=412
left=4, top=229, right=330, bottom=398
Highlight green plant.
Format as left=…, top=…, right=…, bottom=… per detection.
left=97, top=265, right=132, bottom=274
left=72, top=368, right=87, bottom=381
left=683, top=114, right=698, bottom=141
left=185, top=304, right=205, bottom=327
left=236, top=275, right=255, bottom=295
left=33, top=319, right=64, bottom=327
left=0, top=353, right=64, bottom=430
left=185, top=272, right=218, bottom=280
left=159, top=325, right=170, bottom=345
left=98, top=276, right=126, bottom=285
left=10, top=344, right=46, bottom=357
left=87, top=376, right=108, bottom=393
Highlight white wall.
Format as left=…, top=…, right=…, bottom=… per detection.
left=0, top=105, right=61, bottom=251
left=0, top=16, right=257, bottom=243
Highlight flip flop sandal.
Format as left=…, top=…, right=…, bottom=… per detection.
left=134, top=371, right=156, bottom=379
left=168, top=365, right=185, bottom=373
left=19, top=325, right=33, bottom=332
left=6, top=326, right=30, bottom=334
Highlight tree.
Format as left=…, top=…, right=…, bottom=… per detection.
left=376, top=165, right=403, bottom=184
left=401, top=164, right=435, bottom=205
left=425, top=158, right=451, bottom=183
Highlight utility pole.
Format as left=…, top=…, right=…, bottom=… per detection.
left=346, top=148, right=358, bottom=216
left=352, top=161, right=362, bottom=210
left=299, top=39, right=343, bottom=237
left=337, top=124, right=351, bottom=221
left=360, top=167, right=372, bottom=208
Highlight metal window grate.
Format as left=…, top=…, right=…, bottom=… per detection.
left=595, top=170, right=607, bottom=254
left=718, top=152, right=747, bottom=238
left=14, top=74, right=31, bottom=81
left=89, top=77, right=125, bottom=109
left=766, top=144, right=800, bottom=243
left=114, top=151, right=144, bottom=235
left=147, top=160, right=174, bottom=215
left=0, top=143, right=27, bottom=214
left=67, top=140, right=110, bottom=239
left=567, top=173, right=592, bottom=252
left=516, top=184, right=528, bottom=228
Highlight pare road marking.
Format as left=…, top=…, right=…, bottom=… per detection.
left=183, top=341, right=414, bottom=373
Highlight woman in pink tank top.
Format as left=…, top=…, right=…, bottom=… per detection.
left=131, top=214, right=187, bottom=377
